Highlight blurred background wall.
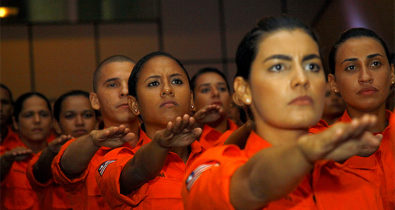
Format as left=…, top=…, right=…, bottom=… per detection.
left=0, top=0, right=394, bottom=100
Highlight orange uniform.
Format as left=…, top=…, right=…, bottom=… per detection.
left=183, top=128, right=388, bottom=209
left=1, top=133, right=55, bottom=210
left=26, top=151, right=72, bottom=210
left=310, top=111, right=394, bottom=209
left=51, top=137, right=127, bottom=210
left=199, top=119, right=238, bottom=149
left=96, top=129, right=204, bottom=209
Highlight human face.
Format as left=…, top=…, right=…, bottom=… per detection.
left=0, top=87, right=13, bottom=126
left=194, top=72, right=230, bottom=114
left=330, top=37, right=395, bottom=112
left=323, top=83, right=345, bottom=117
left=58, top=95, right=97, bottom=137
left=16, top=96, right=52, bottom=142
left=133, top=56, right=192, bottom=127
left=247, top=29, right=325, bottom=130
left=90, top=61, right=135, bottom=127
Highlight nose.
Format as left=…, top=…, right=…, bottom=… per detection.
left=358, top=66, right=373, bottom=84
left=291, top=65, right=310, bottom=89
left=120, top=82, right=129, bottom=97
left=33, top=113, right=41, bottom=124
left=161, top=81, right=174, bottom=97
left=75, top=115, right=84, bottom=126
left=211, top=86, right=219, bottom=98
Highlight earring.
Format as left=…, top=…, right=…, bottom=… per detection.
left=245, top=98, right=251, bottom=104
left=191, top=105, right=195, bottom=110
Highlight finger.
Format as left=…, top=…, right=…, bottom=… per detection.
left=172, top=116, right=183, bottom=133
left=192, top=127, right=203, bottom=137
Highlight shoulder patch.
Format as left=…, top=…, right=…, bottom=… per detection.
left=186, top=163, right=219, bottom=191
left=98, top=160, right=116, bottom=176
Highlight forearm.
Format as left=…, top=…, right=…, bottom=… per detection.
left=33, top=148, right=58, bottom=183
left=60, top=134, right=99, bottom=178
left=224, top=121, right=253, bottom=148
left=120, top=141, right=169, bottom=195
left=0, top=154, right=14, bottom=181
left=230, top=144, right=312, bottom=209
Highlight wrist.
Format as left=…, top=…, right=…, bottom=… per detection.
left=89, top=131, right=101, bottom=149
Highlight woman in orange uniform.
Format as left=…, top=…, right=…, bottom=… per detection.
left=95, top=51, right=207, bottom=209
left=316, top=27, right=395, bottom=209
left=191, top=67, right=238, bottom=149
left=182, top=16, right=383, bottom=210
left=0, top=92, right=55, bottom=209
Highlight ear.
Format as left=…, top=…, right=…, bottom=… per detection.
left=233, top=76, right=252, bottom=106
left=128, top=95, right=140, bottom=116
left=328, top=74, right=339, bottom=94
left=89, top=92, right=100, bottom=111
left=12, top=116, right=19, bottom=131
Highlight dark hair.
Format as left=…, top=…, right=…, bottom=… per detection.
left=13, top=92, right=51, bottom=122
left=235, top=16, right=319, bottom=80
left=190, top=67, right=230, bottom=92
left=328, top=28, right=391, bottom=75
left=93, top=55, right=135, bottom=92
left=53, top=90, right=95, bottom=121
left=128, top=51, right=191, bottom=98
left=0, top=83, right=13, bottom=105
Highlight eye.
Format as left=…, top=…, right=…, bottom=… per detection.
left=370, top=60, right=382, bottom=69
left=200, top=87, right=210, bottom=94
left=39, top=111, right=50, bottom=117
left=269, top=64, right=285, bottom=72
left=325, top=91, right=331, bottom=97
left=0, top=99, right=10, bottom=105
left=305, top=63, right=321, bottom=72
left=345, top=65, right=356, bottom=72
left=219, top=87, right=227, bottom=92
left=148, top=81, right=160, bottom=87
left=171, top=78, right=183, bottom=85
left=64, top=112, right=75, bottom=119
left=82, top=111, right=94, bottom=119
left=21, top=112, right=34, bottom=118
left=106, top=82, right=119, bottom=88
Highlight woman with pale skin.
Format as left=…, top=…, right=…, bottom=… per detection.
left=322, top=27, right=395, bottom=209
left=191, top=67, right=238, bottom=149
left=182, top=16, right=382, bottom=209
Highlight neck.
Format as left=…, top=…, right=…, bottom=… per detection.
left=145, top=122, right=190, bottom=163
left=254, top=120, right=308, bottom=147
left=346, top=104, right=387, bottom=133
left=207, top=118, right=228, bottom=133
left=20, top=136, right=48, bottom=153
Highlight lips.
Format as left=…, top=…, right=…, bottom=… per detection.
left=160, top=101, right=178, bottom=108
left=357, top=86, right=378, bottom=96
left=72, top=129, right=88, bottom=137
left=289, top=96, right=313, bottom=105
left=211, top=101, right=223, bottom=106
left=32, top=128, right=43, bottom=132
left=117, top=103, right=129, bottom=109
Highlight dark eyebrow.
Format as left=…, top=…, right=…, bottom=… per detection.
left=144, top=75, right=160, bottom=83
left=367, top=53, right=383, bottom=59
left=302, top=54, right=320, bottom=62
left=104, top=77, right=119, bottom=84
left=264, top=54, right=292, bottom=62
left=341, top=58, right=357, bottom=64
left=170, top=73, right=184, bottom=78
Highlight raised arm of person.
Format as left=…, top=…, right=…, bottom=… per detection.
left=193, top=104, right=224, bottom=127
left=120, top=114, right=201, bottom=195
left=230, top=115, right=381, bottom=209
left=32, top=135, right=71, bottom=183
left=0, top=147, right=32, bottom=181
left=60, top=125, right=137, bottom=178
left=224, top=120, right=254, bottom=149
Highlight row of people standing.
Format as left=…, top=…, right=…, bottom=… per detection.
left=0, top=15, right=394, bottom=209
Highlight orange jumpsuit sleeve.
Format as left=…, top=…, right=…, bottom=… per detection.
left=95, top=147, right=150, bottom=208
left=51, top=138, right=88, bottom=190
left=182, top=145, right=247, bottom=210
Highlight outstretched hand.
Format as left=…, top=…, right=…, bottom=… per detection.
left=297, top=114, right=381, bottom=163
left=5, top=147, right=33, bottom=161
left=154, top=114, right=202, bottom=148
left=193, top=104, right=225, bottom=126
left=90, top=125, right=138, bottom=148
left=48, top=134, right=72, bottom=154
